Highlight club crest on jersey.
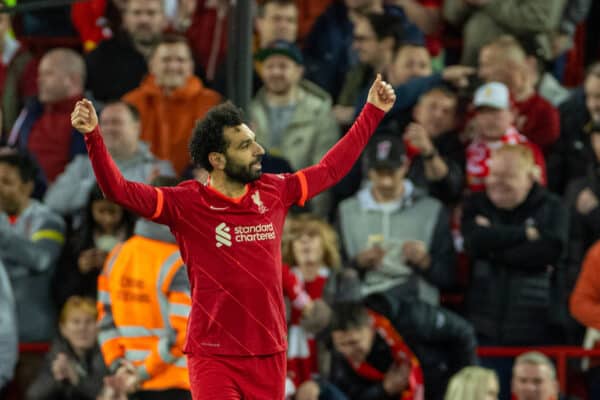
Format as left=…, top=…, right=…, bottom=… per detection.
left=252, top=190, right=268, bottom=214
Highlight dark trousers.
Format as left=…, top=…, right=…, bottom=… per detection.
left=129, top=389, right=192, bottom=400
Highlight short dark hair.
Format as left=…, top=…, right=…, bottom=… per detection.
left=419, top=86, right=459, bottom=104
left=104, top=100, right=140, bottom=122
left=189, top=102, right=244, bottom=171
left=360, top=12, right=404, bottom=49
left=329, top=302, right=371, bottom=332
left=257, top=0, right=296, bottom=18
left=0, top=151, right=38, bottom=183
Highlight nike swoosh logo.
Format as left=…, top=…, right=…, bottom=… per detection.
left=210, top=205, right=229, bottom=210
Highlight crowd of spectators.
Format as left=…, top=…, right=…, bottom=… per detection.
left=0, top=0, right=599, bottom=399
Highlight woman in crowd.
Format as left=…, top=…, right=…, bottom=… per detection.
left=444, top=366, right=499, bottom=400
left=282, top=213, right=341, bottom=392
left=54, top=184, right=136, bottom=308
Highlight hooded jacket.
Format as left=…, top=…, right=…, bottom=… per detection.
left=123, top=75, right=221, bottom=174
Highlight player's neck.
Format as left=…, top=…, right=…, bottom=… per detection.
left=208, top=172, right=248, bottom=198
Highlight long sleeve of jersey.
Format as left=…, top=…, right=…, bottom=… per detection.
left=85, top=128, right=162, bottom=220
left=296, top=103, right=385, bottom=205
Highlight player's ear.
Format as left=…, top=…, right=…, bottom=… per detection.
left=208, top=152, right=226, bottom=171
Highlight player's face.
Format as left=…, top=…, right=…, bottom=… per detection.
left=332, top=325, right=375, bottom=364
left=223, top=124, right=266, bottom=183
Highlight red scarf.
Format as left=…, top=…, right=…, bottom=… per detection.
left=347, top=310, right=425, bottom=400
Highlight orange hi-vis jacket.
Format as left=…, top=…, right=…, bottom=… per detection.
left=97, top=219, right=191, bottom=390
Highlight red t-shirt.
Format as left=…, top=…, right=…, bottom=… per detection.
left=27, top=96, right=81, bottom=182
left=85, top=103, right=385, bottom=357
left=513, top=92, right=560, bottom=152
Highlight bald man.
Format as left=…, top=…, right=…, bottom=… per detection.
left=7, top=47, right=87, bottom=183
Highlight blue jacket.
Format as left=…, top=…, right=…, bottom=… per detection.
left=303, top=2, right=424, bottom=99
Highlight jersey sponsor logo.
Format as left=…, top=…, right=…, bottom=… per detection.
left=215, top=222, right=232, bottom=247
left=210, top=205, right=229, bottom=210
left=215, top=221, right=276, bottom=247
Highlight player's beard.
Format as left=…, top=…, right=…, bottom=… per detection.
left=224, top=156, right=263, bottom=184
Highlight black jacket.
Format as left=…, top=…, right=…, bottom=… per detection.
left=547, top=88, right=594, bottom=194
left=461, top=184, right=569, bottom=344
left=329, top=292, right=477, bottom=400
left=85, top=32, right=148, bottom=102
left=26, top=336, right=107, bottom=400
left=564, top=164, right=600, bottom=293
left=408, top=131, right=465, bottom=206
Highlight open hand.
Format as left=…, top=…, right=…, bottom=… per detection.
left=71, top=99, right=98, bottom=134
left=367, top=74, right=396, bottom=113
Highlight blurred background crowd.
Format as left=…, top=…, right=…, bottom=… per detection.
left=0, top=0, right=600, bottom=399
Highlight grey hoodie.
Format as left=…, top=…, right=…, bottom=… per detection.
left=0, top=260, right=17, bottom=389
left=44, top=142, right=175, bottom=216
left=0, top=200, right=65, bottom=342
left=339, top=182, right=455, bottom=305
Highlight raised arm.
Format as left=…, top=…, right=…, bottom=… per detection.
left=71, top=100, right=162, bottom=220
left=297, top=75, right=396, bottom=203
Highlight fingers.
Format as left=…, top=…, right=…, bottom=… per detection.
left=82, top=98, right=95, bottom=113
left=374, top=73, right=382, bottom=84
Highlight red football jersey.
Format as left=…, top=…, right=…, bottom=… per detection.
left=84, top=103, right=385, bottom=357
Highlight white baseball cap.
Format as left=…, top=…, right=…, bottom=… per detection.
left=473, top=82, right=510, bottom=110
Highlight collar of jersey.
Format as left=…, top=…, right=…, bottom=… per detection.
left=205, top=175, right=249, bottom=204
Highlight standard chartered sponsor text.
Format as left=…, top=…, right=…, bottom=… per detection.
left=234, top=223, right=276, bottom=242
